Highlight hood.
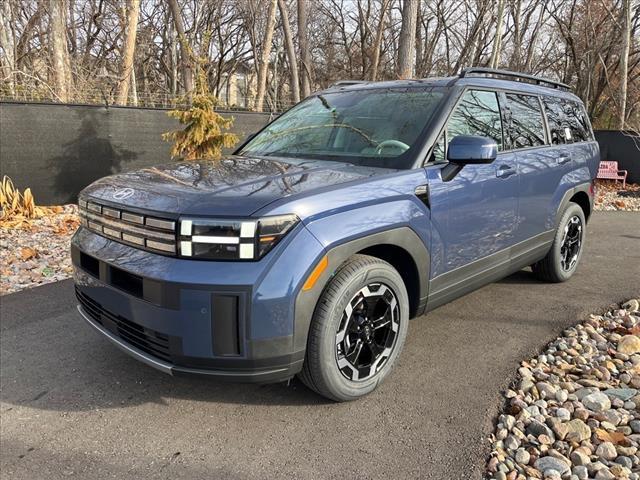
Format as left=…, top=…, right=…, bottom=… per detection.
left=81, top=155, right=392, bottom=217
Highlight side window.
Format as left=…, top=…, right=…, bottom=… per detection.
left=431, top=132, right=445, bottom=162
left=542, top=96, right=569, bottom=145
left=568, top=101, right=592, bottom=142
left=543, top=97, right=593, bottom=144
left=447, top=90, right=503, bottom=150
left=505, top=94, right=546, bottom=148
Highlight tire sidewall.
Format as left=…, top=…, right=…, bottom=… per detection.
left=550, top=203, right=586, bottom=281
left=315, top=263, right=409, bottom=401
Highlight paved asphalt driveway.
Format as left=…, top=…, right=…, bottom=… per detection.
left=1, top=212, right=639, bottom=480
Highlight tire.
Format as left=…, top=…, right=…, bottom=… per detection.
left=532, top=202, right=586, bottom=283
left=298, top=254, right=410, bottom=402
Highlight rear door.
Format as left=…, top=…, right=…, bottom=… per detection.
left=426, top=89, right=519, bottom=302
left=503, top=93, right=562, bottom=243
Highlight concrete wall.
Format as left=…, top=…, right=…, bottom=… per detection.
left=594, top=130, right=640, bottom=184
left=0, top=102, right=274, bottom=204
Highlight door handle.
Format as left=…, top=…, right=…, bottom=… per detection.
left=495, top=164, right=517, bottom=179
left=557, top=154, right=572, bottom=165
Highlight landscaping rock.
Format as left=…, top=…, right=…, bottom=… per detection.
left=619, top=335, right=640, bottom=355
left=535, top=456, right=571, bottom=475
left=485, top=300, right=640, bottom=479
left=565, top=419, right=591, bottom=443
left=582, top=392, right=611, bottom=412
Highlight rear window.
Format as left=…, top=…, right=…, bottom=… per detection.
left=543, top=96, right=593, bottom=144
left=569, top=102, right=593, bottom=142
left=505, top=94, right=546, bottom=149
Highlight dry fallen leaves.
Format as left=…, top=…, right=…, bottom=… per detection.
left=1, top=204, right=79, bottom=295
left=20, top=247, right=38, bottom=261
left=595, top=428, right=627, bottom=445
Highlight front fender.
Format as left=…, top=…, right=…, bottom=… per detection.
left=292, top=200, right=431, bottom=352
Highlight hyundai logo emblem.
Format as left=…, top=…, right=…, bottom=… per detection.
left=112, top=188, right=135, bottom=200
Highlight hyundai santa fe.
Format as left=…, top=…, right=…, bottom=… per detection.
left=72, top=68, right=599, bottom=401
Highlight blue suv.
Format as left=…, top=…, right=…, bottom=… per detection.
left=72, top=68, right=599, bottom=401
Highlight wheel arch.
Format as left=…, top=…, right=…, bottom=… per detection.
left=569, top=190, right=591, bottom=221
left=293, top=227, right=430, bottom=353
left=356, top=243, right=422, bottom=318
left=555, top=182, right=593, bottom=227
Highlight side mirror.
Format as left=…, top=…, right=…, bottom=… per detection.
left=447, top=135, right=498, bottom=164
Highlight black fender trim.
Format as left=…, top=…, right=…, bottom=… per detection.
left=556, top=182, right=593, bottom=226
left=292, top=227, right=430, bottom=353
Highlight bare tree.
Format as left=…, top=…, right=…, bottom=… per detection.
left=116, top=0, right=140, bottom=105
left=48, top=0, right=72, bottom=102
left=489, top=0, right=506, bottom=69
left=397, top=0, right=419, bottom=78
left=167, top=0, right=194, bottom=96
left=619, top=0, right=632, bottom=129
left=278, top=0, right=300, bottom=104
left=255, top=0, right=278, bottom=111
left=1, top=0, right=638, bottom=130
left=297, top=0, right=311, bottom=97
left=370, top=0, right=390, bottom=81
left=0, top=1, right=15, bottom=94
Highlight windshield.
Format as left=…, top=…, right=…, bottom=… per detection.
left=240, top=87, right=446, bottom=168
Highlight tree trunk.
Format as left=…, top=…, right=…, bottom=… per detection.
left=255, top=0, right=278, bottom=112
left=68, top=0, right=76, bottom=53
left=618, top=0, right=631, bottom=130
left=0, top=1, right=15, bottom=94
left=169, top=19, right=178, bottom=95
left=48, top=0, right=71, bottom=102
left=370, top=0, right=390, bottom=81
left=397, top=0, right=419, bottom=79
left=452, top=3, right=489, bottom=73
left=297, top=0, right=311, bottom=97
left=167, top=0, right=194, bottom=97
left=278, top=0, right=300, bottom=104
left=509, top=0, right=522, bottom=70
left=130, top=67, right=138, bottom=106
left=116, top=0, right=140, bottom=105
left=489, top=0, right=505, bottom=69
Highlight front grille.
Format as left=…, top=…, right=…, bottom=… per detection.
left=78, top=198, right=176, bottom=255
left=76, top=288, right=172, bottom=362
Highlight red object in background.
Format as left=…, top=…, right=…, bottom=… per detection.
left=597, top=161, right=628, bottom=188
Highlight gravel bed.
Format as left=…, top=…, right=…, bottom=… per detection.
left=594, top=181, right=640, bottom=212
left=487, top=299, right=640, bottom=480
left=0, top=205, right=79, bottom=295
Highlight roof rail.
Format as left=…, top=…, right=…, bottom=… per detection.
left=459, top=67, right=570, bottom=90
left=330, top=80, right=369, bottom=87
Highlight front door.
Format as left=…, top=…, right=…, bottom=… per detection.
left=426, top=89, right=519, bottom=305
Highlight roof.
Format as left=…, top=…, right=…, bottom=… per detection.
left=319, top=68, right=582, bottom=103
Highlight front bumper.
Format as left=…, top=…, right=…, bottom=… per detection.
left=76, top=304, right=301, bottom=382
left=72, top=224, right=326, bottom=383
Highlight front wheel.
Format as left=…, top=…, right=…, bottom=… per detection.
left=532, top=202, right=586, bottom=282
left=298, top=255, right=409, bottom=402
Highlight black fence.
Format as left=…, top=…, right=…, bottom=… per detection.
left=0, top=102, right=274, bottom=205
left=1, top=103, right=638, bottom=206
left=594, top=130, right=640, bottom=184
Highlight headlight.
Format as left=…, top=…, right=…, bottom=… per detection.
left=178, top=214, right=299, bottom=260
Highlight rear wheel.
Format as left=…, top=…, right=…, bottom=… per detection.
left=532, top=202, right=586, bottom=282
left=298, top=255, right=409, bottom=402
